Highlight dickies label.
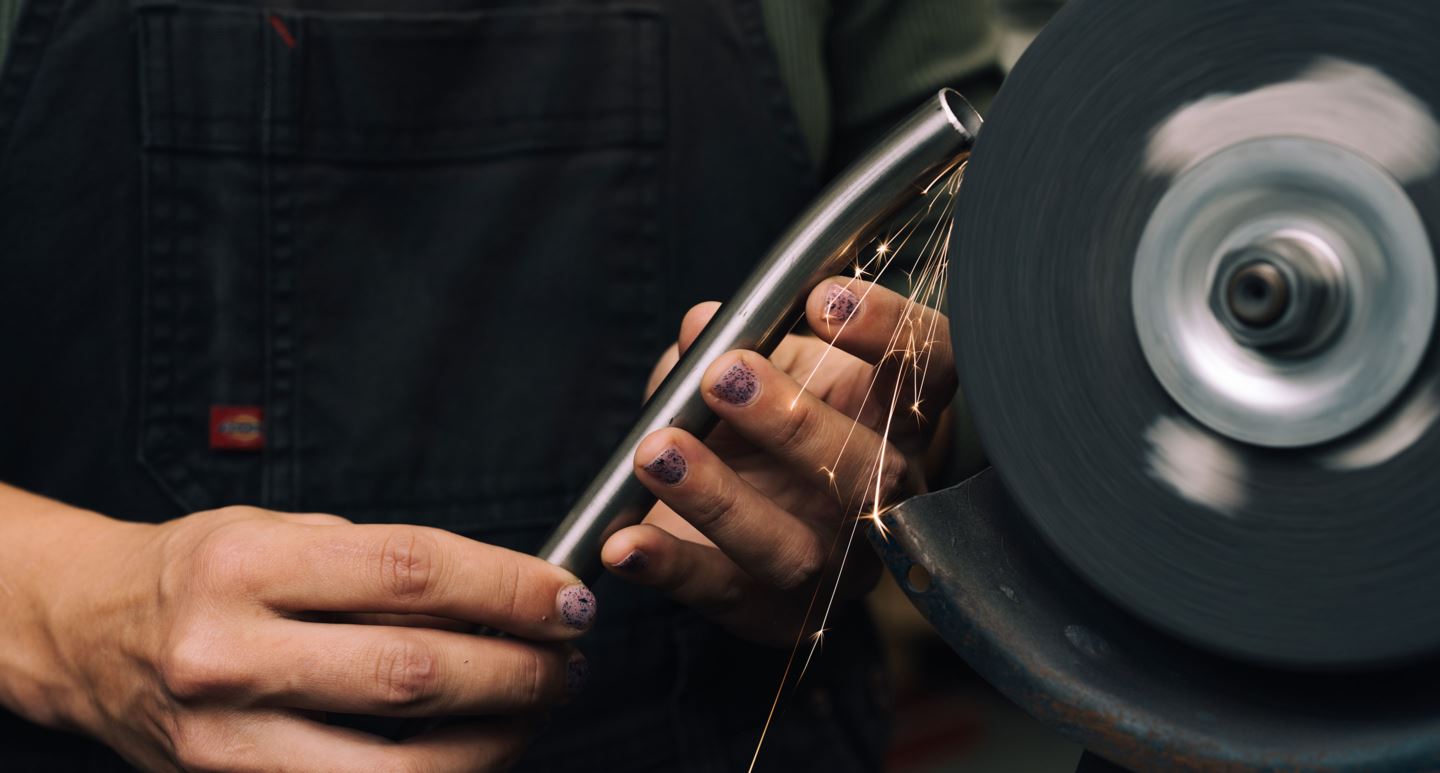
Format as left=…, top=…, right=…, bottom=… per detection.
left=210, top=406, right=264, bottom=450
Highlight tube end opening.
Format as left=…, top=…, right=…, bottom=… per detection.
left=939, top=88, right=984, bottom=141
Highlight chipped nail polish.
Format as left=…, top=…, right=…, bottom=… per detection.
left=567, top=652, right=589, bottom=694
left=614, top=549, right=649, bottom=572
left=557, top=585, right=596, bottom=629
left=643, top=447, right=688, bottom=486
left=824, top=284, right=860, bottom=322
left=711, top=362, right=759, bottom=406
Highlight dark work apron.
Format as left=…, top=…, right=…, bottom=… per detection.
left=0, top=0, right=890, bottom=769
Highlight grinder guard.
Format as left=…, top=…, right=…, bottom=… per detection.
left=873, top=472, right=1440, bottom=772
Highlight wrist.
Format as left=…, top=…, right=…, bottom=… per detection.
left=0, top=486, right=155, bottom=733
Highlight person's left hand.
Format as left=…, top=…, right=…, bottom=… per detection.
left=600, top=277, right=956, bottom=645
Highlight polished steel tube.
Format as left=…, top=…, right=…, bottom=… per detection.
left=540, top=89, right=982, bottom=580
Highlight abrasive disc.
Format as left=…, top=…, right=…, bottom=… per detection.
left=952, top=0, right=1440, bottom=668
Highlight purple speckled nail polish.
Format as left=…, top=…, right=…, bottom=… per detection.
left=643, top=447, right=688, bottom=485
left=824, top=284, right=860, bottom=322
left=557, top=585, right=595, bottom=629
left=614, top=549, right=649, bottom=572
left=711, top=362, right=759, bottom=406
left=567, top=652, right=589, bottom=694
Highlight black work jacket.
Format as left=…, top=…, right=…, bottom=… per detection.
left=0, top=0, right=889, bottom=769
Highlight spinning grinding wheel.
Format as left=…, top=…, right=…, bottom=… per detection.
left=876, top=0, right=1440, bottom=769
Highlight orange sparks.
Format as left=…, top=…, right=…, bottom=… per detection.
left=748, top=161, right=967, bottom=772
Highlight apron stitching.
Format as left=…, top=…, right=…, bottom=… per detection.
left=288, top=14, right=304, bottom=510
left=138, top=10, right=205, bottom=513
left=260, top=9, right=276, bottom=506
left=261, top=10, right=299, bottom=510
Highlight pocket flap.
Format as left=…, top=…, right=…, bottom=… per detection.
left=138, top=3, right=666, bottom=160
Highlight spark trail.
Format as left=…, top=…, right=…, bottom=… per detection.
left=748, top=160, right=967, bottom=773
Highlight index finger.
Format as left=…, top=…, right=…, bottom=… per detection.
left=253, top=523, right=596, bottom=641
left=806, top=277, right=957, bottom=421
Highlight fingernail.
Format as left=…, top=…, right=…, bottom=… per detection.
left=614, top=549, right=648, bottom=572
left=711, top=361, right=760, bottom=406
left=567, top=651, right=589, bottom=695
left=557, top=585, right=596, bottom=629
left=643, top=447, right=688, bottom=486
left=824, top=284, right=860, bottom=322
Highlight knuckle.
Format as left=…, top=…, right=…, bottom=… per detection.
left=170, top=724, right=221, bottom=773
left=374, top=638, right=441, bottom=710
left=511, top=646, right=548, bottom=708
left=703, top=581, right=747, bottom=615
left=161, top=631, right=243, bottom=701
left=191, top=524, right=264, bottom=589
left=774, top=401, right=821, bottom=456
left=495, top=557, right=523, bottom=625
left=375, top=529, right=440, bottom=605
left=690, top=482, right=740, bottom=531
left=210, top=504, right=265, bottom=520
left=774, top=538, right=825, bottom=592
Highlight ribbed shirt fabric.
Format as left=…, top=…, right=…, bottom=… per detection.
left=759, top=0, right=1001, bottom=169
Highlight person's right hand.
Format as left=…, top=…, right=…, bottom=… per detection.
left=44, top=505, right=595, bottom=772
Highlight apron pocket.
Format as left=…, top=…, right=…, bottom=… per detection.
left=136, top=1, right=667, bottom=530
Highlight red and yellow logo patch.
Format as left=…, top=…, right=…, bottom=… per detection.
left=209, top=406, right=264, bottom=450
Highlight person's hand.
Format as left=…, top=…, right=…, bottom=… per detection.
left=601, top=278, right=955, bottom=645
left=42, top=505, right=594, bottom=772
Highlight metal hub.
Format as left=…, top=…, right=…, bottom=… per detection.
left=1222, top=258, right=1291, bottom=331
left=1211, top=233, right=1346, bottom=353
left=1133, top=137, right=1437, bottom=448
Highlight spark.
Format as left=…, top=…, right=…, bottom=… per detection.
left=863, top=505, right=892, bottom=541
left=749, top=160, right=967, bottom=772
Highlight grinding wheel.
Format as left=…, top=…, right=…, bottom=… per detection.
left=873, top=0, right=1440, bottom=769
left=954, top=0, right=1440, bottom=669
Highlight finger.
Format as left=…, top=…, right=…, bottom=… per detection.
left=646, top=302, right=723, bottom=397
left=675, top=299, right=811, bottom=376
left=602, top=524, right=808, bottom=645
left=645, top=343, right=679, bottom=398
left=310, top=612, right=473, bottom=632
left=676, top=301, right=721, bottom=356
left=175, top=711, right=536, bottom=773
left=806, top=277, right=957, bottom=420
left=700, top=351, right=910, bottom=510
left=212, top=622, right=583, bottom=716
left=251, top=524, right=596, bottom=640
left=278, top=512, right=353, bottom=526
left=602, top=524, right=754, bottom=612
left=631, top=429, right=825, bottom=590
left=383, top=717, right=538, bottom=773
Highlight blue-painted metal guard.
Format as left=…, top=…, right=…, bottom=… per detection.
left=873, top=469, right=1440, bottom=772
